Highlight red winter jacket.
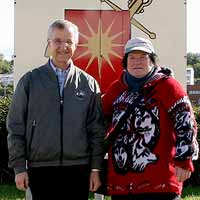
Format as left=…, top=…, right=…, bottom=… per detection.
left=102, top=68, right=198, bottom=195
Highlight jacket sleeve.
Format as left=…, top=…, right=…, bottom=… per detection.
left=168, top=96, right=198, bottom=171
left=86, top=79, right=106, bottom=170
left=7, top=72, right=30, bottom=175
left=159, top=77, right=199, bottom=171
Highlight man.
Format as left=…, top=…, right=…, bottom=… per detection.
left=7, top=19, right=105, bottom=200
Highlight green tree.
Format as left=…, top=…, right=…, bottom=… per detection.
left=187, top=53, right=200, bottom=66
left=193, top=63, right=200, bottom=79
left=0, top=54, right=13, bottom=74
left=187, top=53, right=200, bottom=82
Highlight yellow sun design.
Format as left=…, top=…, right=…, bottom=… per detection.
left=75, top=17, right=125, bottom=78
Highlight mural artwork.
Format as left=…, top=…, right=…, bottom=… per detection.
left=45, top=0, right=155, bottom=93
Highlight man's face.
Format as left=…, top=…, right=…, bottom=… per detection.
left=48, top=27, right=77, bottom=68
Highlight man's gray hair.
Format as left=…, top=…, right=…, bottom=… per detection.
left=47, top=19, right=79, bottom=45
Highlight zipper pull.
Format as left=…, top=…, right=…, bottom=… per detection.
left=60, top=99, right=63, bottom=105
left=32, top=120, right=36, bottom=126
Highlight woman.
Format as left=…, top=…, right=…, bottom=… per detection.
left=102, top=37, right=198, bottom=200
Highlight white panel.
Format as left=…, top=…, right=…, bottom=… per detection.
left=129, top=0, right=186, bottom=87
left=14, top=0, right=101, bottom=83
left=14, top=0, right=186, bottom=87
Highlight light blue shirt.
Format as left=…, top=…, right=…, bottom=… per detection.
left=50, top=60, right=70, bottom=97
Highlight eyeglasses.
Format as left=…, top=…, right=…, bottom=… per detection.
left=49, top=39, right=73, bottom=47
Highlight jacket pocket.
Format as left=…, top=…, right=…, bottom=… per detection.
left=28, top=120, right=36, bottom=156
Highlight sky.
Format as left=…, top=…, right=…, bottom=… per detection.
left=0, top=0, right=14, bottom=60
left=0, top=0, right=199, bottom=60
left=187, top=0, right=200, bottom=53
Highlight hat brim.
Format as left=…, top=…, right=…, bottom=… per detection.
left=125, top=47, right=153, bottom=54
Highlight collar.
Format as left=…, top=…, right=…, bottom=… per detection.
left=50, top=59, right=71, bottom=74
left=125, top=67, right=156, bottom=92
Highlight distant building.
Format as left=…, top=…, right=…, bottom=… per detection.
left=0, top=74, right=14, bottom=86
left=187, top=85, right=200, bottom=105
left=0, top=54, right=4, bottom=60
left=186, top=67, right=194, bottom=85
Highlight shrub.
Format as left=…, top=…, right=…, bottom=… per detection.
left=0, top=96, right=14, bottom=184
left=0, top=96, right=12, bottom=133
left=0, top=84, right=14, bottom=97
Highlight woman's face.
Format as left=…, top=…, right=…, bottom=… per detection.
left=127, top=50, right=153, bottom=78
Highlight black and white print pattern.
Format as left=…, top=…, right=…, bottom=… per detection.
left=112, top=91, right=159, bottom=173
left=169, top=96, right=199, bottom=160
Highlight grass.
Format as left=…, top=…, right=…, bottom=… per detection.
left=0, top=184, right=25, bottom=200
left=0, top=184, right=200, bottom=200
left=182, top=186, right=200, bottom=200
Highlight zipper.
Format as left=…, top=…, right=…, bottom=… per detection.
left=28, top=120, right=36, bottom=155
left=60, top=95, right=64, bottom=164
left=56, top=75, right=64, bottom=164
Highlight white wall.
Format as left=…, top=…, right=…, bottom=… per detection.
left=14, top=0, right=186, bottom=85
